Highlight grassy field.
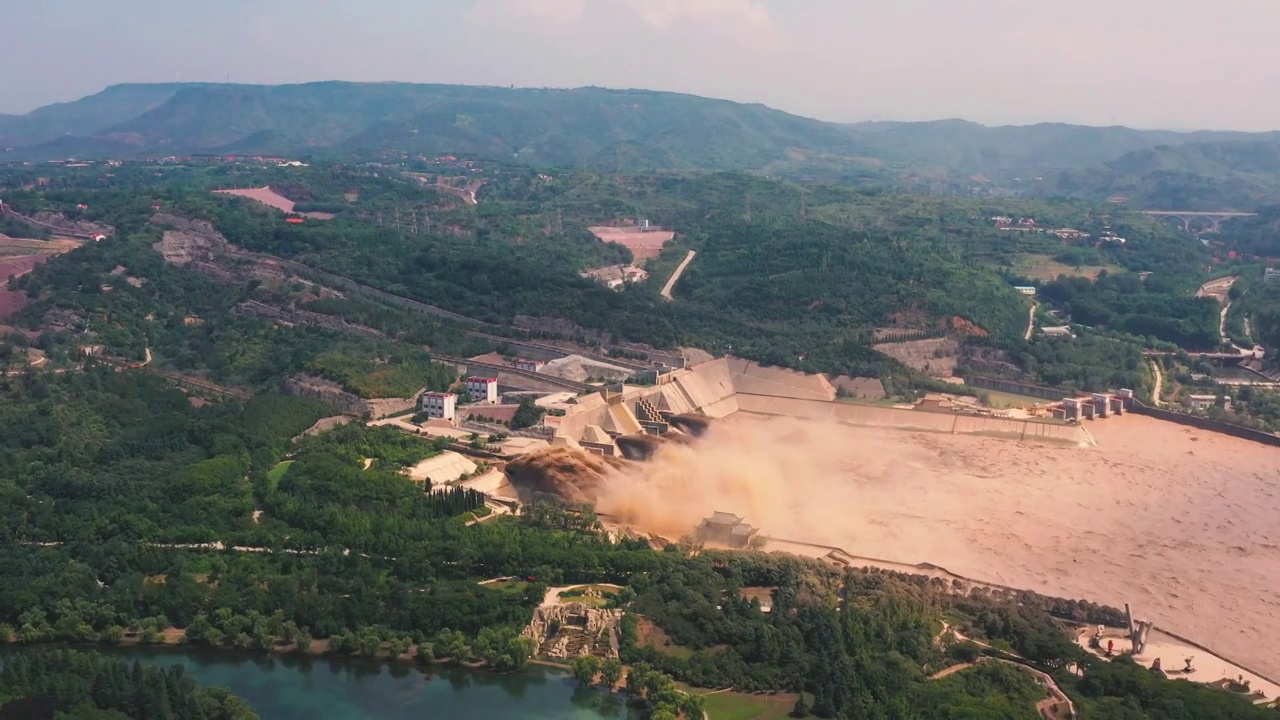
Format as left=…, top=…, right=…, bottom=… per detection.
left=695, top=690, right=797, bottom=720
left=980, top=390, right=1053, bottom=409
left=557, top=584, right=623, bottom=608
left=480, top=579, right=531, bottom=595
left=1014, top=253, right=1117, bottom=282
left=635, top=617, right=694, bottom=660
left=265, top=460, right=294, bottom=490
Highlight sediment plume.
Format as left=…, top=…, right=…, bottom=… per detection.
left=668, top=414, right=712, bottom=437
left=616, top=434, right=676, bottom=461
left=595, top=416, right=869, bottom=541
left=504, top=446, right=630, bottom=504
left=504, top=412, right=1280, bottom=680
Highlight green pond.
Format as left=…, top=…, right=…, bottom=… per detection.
left=89, top=648, right=640, bottom=720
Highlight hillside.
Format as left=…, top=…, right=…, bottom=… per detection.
left=8, top=82, right=1280, bottom=188
left=1038, top=139, right=1280, bottom=210
left=0, top=83, right=201, bottom=148
left=842, top=119, right=1277, bottom=175
left=3, top=82, right=862, bottom=171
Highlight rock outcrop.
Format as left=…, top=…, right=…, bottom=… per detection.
left=283, top=374, right=370, bottom=418
left=522, top=602, right=623, bottom=659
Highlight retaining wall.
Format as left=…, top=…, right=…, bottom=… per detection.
left=432, top=354, right=594, bottom=394
left=1127, top=400, right=1280, bottom=448
left=736, top=394, right=1091, bottom=445
left=963, top=375, right=1069, bottom=401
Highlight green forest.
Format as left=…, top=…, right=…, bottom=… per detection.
left=0, top=157, right=1274, bottom=719
left=0, top=649, right=257, bottom=719
left=5, top=160, right=1214, bottom=393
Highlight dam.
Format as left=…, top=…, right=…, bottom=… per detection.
left=545, top=357, right=1093, bottom=454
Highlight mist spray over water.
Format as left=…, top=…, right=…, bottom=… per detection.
left=596, top=415, right=879, bottom=541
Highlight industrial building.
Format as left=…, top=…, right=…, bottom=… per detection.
left=419, top=392, right=457, bottom=421
left=466, top=377, right=499, bottom=404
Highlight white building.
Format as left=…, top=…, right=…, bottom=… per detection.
left=1014, top=286, right=1037, bottom=296
left=514, top=358, right=545, bottom=372
left=1187, top=394, right=1229, bottom=411
left=418, top=392, right=457, bottom=421
left=466, top=377, right=499, bottom=404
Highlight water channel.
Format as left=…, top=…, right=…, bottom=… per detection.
left=87, top=648, right=640, bottom=720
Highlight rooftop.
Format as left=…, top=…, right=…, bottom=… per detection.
left=706, top=511, right=744, bottom=526
left=405, top=451, right=477, bottom=485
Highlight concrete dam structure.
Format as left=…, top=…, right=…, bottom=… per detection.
left=551, top=357, right=1093, bottom=453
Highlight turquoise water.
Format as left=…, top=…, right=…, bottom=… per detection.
left=92, top=648, right=640, bottom=720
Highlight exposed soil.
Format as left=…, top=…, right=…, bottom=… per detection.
left=0, top=255, right=49, bottom=319
left=872, top=337, right=959, bottom=377
left=213, top=187, right=334, bottom=219
left=588, top=226, right=677, bottom=263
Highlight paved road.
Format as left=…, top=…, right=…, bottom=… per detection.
left=661, top=250, right=696, bottom=300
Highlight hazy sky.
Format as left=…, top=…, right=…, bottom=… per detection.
left=4, top=0, right=1278, bottom=130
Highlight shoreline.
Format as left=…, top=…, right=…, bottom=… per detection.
left=5, top=540, right=1275, bottom=706
left=762, top=536, right=1280, bottom=693
left=667, top=408, right=1280, bottom=682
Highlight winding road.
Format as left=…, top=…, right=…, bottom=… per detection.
left=1149, top=361, right=1163, bottom=406
left=661, top=250, right=696, bottom=300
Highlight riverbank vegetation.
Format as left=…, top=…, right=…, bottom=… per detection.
left=0, top=649, right=258, bottom=719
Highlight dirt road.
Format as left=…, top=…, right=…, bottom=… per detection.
left=661, top=250, right=696, bottom=300
left=1220, top=301, right=1232, bottom=346
left=1024, top=302, right=1037, bottom=341
left=1149, top=361, right=1163, bottom=406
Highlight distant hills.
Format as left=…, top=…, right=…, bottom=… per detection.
left=3, top=81, right=1278, bottom=208
left=1036, top=139, right=1280, bottom=210
left=0, top=82, right=859, bottom=171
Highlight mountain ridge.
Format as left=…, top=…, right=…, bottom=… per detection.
left=5, top=82, right=1280, bottom=202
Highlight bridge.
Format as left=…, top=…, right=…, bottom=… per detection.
left=1139, top=210, right=1257, bottom=233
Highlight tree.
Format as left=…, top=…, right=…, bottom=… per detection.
left=679, top=693, right=705, bottom=719
left=571, top=655, right=602, bottom=686
left=600, top=657, right=624, bottom=688
left=388, top=635, right=412, bottom=657
left=434, top=628, right=470, bottom=663
left=510, top=397, right=545, bottom=430
left=791, top=693, right=812, bottom=718
left=415, top=642, right=435, bottom=664
left=102, top=625, right=126, bottom=645
left=625, top=663, right=652, bottom=698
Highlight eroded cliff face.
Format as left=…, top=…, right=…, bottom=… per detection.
left=522, top=602, right=622, bottom=659
left=31, top=211, right=115, bottom=238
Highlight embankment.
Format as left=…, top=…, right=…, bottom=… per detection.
left=735, top=393, right=1091, bottom=445
left=1127, top=400, right=1280, bottom=448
